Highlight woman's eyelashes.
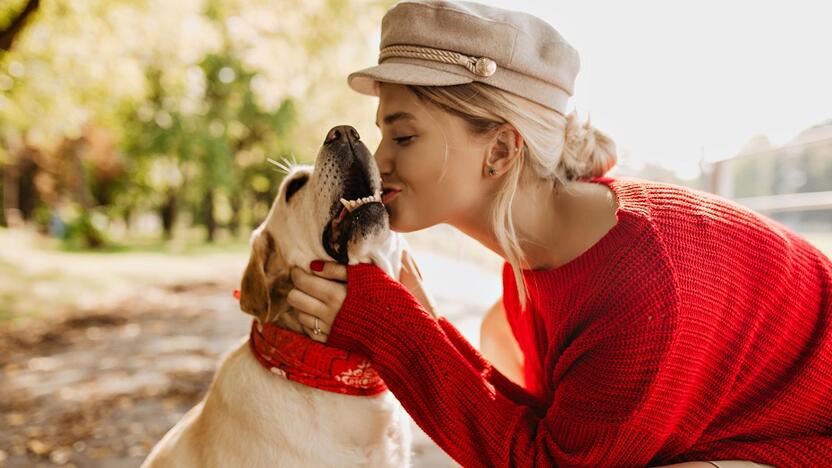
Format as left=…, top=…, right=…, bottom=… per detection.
left=393, top=136, right=414, bottom=146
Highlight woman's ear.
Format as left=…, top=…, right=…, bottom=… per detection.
left=484, top=124, right=524, bottom=176
left=239, top=228, right=274, bottom=321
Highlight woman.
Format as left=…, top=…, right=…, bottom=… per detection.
left=285, top=1, right=832, bottom=467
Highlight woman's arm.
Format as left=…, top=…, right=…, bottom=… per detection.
left=327, top=263, right=676, bottom=467
left=398, top=249, right=541, bottom=407
left=479, top=295, right=525, bottom=387
left=326, top=264, right=782, bottom=468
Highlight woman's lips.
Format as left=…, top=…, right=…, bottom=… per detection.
left=382, top=189, right=401, bottom=204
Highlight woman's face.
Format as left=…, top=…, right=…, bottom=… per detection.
left=373, top=83, right=490, bottom=232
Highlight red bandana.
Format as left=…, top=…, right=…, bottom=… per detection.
left=248, top=320, right=388, bottom=396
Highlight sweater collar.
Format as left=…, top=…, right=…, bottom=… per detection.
left=248, top=320, right=388, bottom=396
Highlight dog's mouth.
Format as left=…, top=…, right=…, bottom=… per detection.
left=322, top=161, right=386, bottom=264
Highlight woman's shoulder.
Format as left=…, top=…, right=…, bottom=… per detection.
left=595, top=174, right=832, bottom=305
left=588, top=175, right=800, bottom=254
left=598, top=175, right=827, bottom=262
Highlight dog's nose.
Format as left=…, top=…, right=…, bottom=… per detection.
left=325, top=125, right=361, bottom=145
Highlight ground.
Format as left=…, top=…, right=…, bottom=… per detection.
left=0, top=226, right=503, bottom=467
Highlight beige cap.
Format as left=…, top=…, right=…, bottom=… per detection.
left=347, top=0, right=581, bottom=115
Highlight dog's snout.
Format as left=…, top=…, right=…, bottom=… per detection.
left=325, top=125, right=360, bottom=146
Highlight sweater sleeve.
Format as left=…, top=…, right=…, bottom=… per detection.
left=327, top=263, right=674, bottom=468
left=435, top=316, right=549, bottom=413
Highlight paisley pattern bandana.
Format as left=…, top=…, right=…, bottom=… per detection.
left=248, top=320, right=388, bottom=396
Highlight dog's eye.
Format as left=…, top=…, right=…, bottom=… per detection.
left=285, top=174, right=309, bottom=202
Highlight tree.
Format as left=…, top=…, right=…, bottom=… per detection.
left=0, top=0, right=395, bottom=244
left=0, top=0, right=39, bottom=52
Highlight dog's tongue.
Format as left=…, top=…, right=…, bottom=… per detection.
left=336, top=207, right=348, bottom=223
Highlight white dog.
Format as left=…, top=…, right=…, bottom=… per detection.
left=142, top=125, right=413, bottom=467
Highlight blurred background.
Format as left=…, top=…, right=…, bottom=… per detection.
left=0, top=0, right=829, bottom=466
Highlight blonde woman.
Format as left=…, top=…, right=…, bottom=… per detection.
left=284, top=1, right=832, bottom=466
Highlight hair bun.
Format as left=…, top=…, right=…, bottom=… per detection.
left=558, top=111, right=617, bottom=181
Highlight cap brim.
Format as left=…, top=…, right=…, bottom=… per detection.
left=348, top=62, right=473, bottom=97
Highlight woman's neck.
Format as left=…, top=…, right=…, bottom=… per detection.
left=449, top=178, right=572, bottom=270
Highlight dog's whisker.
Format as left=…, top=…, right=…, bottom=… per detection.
left=279, top=157, right=296, bottom=173
left=268, top=159, right=285, bottom=172
left=267, top=157, right=293, bottom=175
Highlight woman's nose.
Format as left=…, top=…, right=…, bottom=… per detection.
left=373, top=145, right=393, bottom=175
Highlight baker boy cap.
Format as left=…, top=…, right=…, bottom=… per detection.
left=347, top=0, right=581, bottom=115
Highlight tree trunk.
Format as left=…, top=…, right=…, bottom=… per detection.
left=229, top=190, right=241, bottom=238
left=0, top=0, right=40, bottom=52
left=18, top=155, right=38, bottom=222
left=2, top=160, right=22, bottom=227
left=159, top=189, right=177, bottom=240
left=204, top=188, right=215, bottom=243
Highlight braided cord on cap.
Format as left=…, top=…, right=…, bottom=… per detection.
left=379, top=44, right=497, bottom=77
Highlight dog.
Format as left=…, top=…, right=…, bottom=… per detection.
left=141, top=125, right=413, bottom=467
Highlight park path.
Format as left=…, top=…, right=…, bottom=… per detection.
left=0, top=244, right=502, bottom=467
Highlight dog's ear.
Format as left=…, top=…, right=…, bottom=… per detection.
left=240, top=228, right=274, bottom=321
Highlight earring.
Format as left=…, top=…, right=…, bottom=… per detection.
left=486, top=166, right=497, bottom=176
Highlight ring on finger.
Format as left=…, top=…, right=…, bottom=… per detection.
left=313, top=317, right=321, bottom=335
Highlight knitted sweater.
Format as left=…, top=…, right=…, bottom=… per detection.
left=326, top=175, right=832, bottom=468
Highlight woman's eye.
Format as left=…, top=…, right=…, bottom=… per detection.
left=393, top=136, right=414, bottom=145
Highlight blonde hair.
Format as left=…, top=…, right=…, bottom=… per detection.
left=375, top=81, right=617, bottom=311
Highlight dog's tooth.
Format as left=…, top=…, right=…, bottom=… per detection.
left=340, top=198, right=350, bottom=209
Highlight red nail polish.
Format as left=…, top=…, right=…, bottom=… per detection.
left=310, top=260, right=324, bottom=272
left=233, top=289, right=240, bottom=300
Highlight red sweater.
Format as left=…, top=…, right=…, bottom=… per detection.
left=326, top=175, right=832, bottom=467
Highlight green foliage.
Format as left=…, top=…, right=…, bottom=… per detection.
left=0, top=0, right=396, bottom=245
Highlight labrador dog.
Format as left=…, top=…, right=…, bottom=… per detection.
left=142, top=125, right=413, bottom=467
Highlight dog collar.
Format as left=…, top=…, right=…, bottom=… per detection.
left=248, top=320, right=388, bottom=396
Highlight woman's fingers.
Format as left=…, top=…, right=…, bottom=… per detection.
left=398, top=250, right=438, bottom=318
left=286, top=287, right=328, bottom=321
left=290, top=267, right=346, bottom=315
left=297, top=311, right=329, bottom=343
left=285, top=262, right=350, bottom=344
left=289, top=266, right=347, bottom=323
left=402, top=249, right=423, bottom=280
left=309, top=260, right=347, bottom=282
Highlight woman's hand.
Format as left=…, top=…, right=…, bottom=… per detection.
left=287, top=260, right=347, bottom=343
left=287, top=250, right=437, bottom=343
